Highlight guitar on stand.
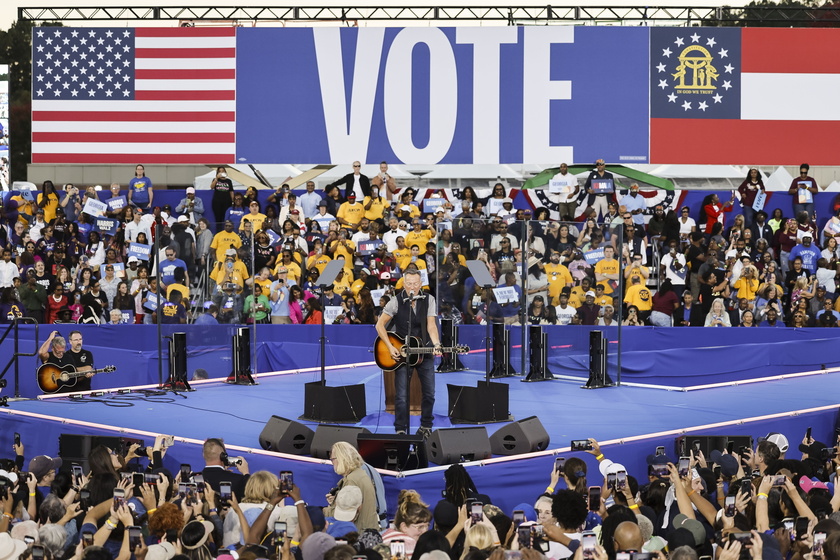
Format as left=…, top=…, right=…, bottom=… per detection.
left=37, top=363, right=116, bottom=394
left=374, top=332, right=469, bottom=372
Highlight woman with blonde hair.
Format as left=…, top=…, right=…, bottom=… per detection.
left=382, top=490, right=432, bottom=556
left=733, top=264, right=759, bottom=301
left=459, top=523, right=498, bottom=560
left=704, top=297, right=731, bottom=327
left=324, top=441, right=379, bottom=531
left=222, top=470, right=280, bottom=547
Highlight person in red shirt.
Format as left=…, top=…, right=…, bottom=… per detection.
left=703, top=193, right=735, bottom=236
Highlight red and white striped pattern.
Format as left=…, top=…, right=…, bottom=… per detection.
left=32, top=27, right=236, bottom=164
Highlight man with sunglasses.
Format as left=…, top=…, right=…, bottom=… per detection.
left=326, top=161, right=371, bottom=200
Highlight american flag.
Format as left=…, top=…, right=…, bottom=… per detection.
left=31, top=26, right=236, bottom=164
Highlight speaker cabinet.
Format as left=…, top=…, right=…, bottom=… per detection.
left=258, top=416, right=314, bottom=455
left=489, top=416, right=550, bottom=455
left=357, top=433, right=428, bottom=471
left=426, top=427, right=492, bottom=465
left=310, top=425, right=372, bottom=459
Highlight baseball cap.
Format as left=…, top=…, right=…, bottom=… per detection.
left=502, top=197, right=513, bottom=204
left=347, top=193, right=356, bottom=199
left=585, top=290, right=596, bottom=298
left=186, top=187, right=196, bottom=194
left=709, top=450, right=739, bottom=477
left=29, top=455, right=62, bottom=482
left=225, top=248, right=237, bottom=256
left=765, top=433, right=789, bottom=453
left=360, top=268, right=371, bottom=275
left=333, top=485, right=363, bottom=522
left=177, top=215, right=189, bottom=223
left=318, top=201, right=327, bottom=207
left=400, top=205, right=412, bottom=212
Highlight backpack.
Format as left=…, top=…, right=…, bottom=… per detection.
left=361, top=462, right=388, bottom=529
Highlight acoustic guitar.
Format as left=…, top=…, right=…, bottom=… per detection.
left=374, top=332, right=469, bottom=371
left=37, top=363, right=117, bottom=393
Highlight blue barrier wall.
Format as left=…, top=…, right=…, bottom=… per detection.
left=5, top=323, right=840, bottom=398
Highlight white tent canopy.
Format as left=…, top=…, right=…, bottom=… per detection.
left=193, top=164, right=303, bottom=189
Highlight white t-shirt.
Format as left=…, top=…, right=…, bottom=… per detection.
left=555, top=304, right=577, bottom=325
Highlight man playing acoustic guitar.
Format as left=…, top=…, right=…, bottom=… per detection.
left=38, top=330, right=95, bottom=393
left=374, top=269, right=442, bottom=438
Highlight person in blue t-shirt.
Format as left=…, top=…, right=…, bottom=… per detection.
left=128, top=164, right=153, bottom=209
left=160, top=246, right=189, bottom=287
left=225, top=193, right=248, bottom=229
left=788, top=234, right=820, bottom=274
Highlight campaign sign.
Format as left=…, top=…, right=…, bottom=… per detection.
left=584, top=248, right=605, bottom=266
left=419, top=269, right=429, bottom=286
left=422, top=198, right=446, bottom=213
left=797, top=182, right=813, bottom=204
left=370, top=288, right=386, bottom=302
left=94, top=217, right=119, bottom=235
left=752, top=190, right=767, bottom=212
left=590, top=179, right=614, bottom=194
left=359, top=239, right=384, bottom=255
left=83, top=198, right=108, bottom=217
left=324, top=305, right=343, bottom=324
left=100, top=262, right=126, bottom=278
left=107, top=195, right=127, bottom=211
left=266, top=229, right=280, bottom=246
left=549, top=177, right=577, bottom=194
left=128, top=243, right=151, bottom=261
left=119, top=309, right=135, bottom=324
left=493, top=286, right=519, bottom=304
left=144, top=292, right=159, bottom=311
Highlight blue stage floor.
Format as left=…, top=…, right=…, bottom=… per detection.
left=4, top=364, right=839, bottom=515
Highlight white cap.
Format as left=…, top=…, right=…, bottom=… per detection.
left=186, top=187, right=196, bottom=194
left=177, top=215, right=189, bottom=223
left=766, top=433, right=789, bottom=453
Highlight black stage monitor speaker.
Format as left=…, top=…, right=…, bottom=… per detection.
left=258, top=416, right=314, bottom=455
left=357, top=434, right=428, bottom=471
left=310, top=425, right=372, bottom=459
left=59, top=434, right=136, bottom=473
left=427, top=427, right=492, bottom=465
left=489, top=416, right=550, bottom=455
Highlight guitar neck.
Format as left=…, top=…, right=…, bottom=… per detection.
left=67, top=368, right=107, bottom=379
left=406, top=347, right=458, bottom=355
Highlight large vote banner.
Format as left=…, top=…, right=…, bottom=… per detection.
left=30, top=26, right=840, bottom=165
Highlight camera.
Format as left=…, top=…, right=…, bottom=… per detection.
left=220, top=452, right=242, bottom=467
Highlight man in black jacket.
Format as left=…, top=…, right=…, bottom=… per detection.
left=326, top=161, right=371, bottom=200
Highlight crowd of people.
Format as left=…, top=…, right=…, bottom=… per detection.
left=2, top=430, right=839, bottom=560
left=1, top=162, right=839, bottom=328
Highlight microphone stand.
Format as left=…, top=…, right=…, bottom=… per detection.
left=404, top=290, right=414, bottom=432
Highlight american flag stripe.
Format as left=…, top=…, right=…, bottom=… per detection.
left=32, top=120, right=234, bottom=133
left=31, top=26, right=236, bottom=164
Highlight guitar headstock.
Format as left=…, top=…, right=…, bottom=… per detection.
left=455, top=345, right=470, bottom=354
left=104, top=365, right=117, bottom=373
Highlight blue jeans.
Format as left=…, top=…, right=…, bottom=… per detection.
left=393, top=358, right=435, bottom=432
left=741, top=205, right=756, bottom=229
left=793, top=203, right=814, bottom=220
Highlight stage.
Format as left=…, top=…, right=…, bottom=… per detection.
left=3, top=357, right=839, bottom=517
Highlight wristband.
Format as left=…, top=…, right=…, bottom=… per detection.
left=294, top=500, right=306, bottom=506
left=291, top=541, right=300, bottom=547
left=629, top=504, right=639, bottom=510
left=687, top=490, right=696, bottom=497
left=264, top=503, right=275, bottom=511
left=208, top=508, right=217, bottom=513
left=147, top=508, right=157, bottom=515
left=595, top=454, right=604, bottom=461
left=546, top=486, right=555, bottom=494
left=29, top=493, right=36, bottom=497
left=2, top=512, right=13, bottom=520
left=757, top=493, right=768, bottom=500
left=105, top=519, right=118, bottom=529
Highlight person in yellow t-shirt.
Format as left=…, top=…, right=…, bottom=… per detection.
left=332, top=266, right=353, bottom=296
left=337, top=194, right=366, bottom=231
left=398, top=244, right=427, bottom=271
left=593, top=284, right=614, bottom=308
left=544, top=251, right=574, bottom=306
left=569, top=277, right=593, bottom=309
left=211, top=248, right=250, bottom=290
left=624, top=255, right=650, bottom=288
left=594, top=246, right=620, bottom=295
left=392, top=237, right=411, bottom=268
left=329, top=232, right=356, bottom=273
left=623, top=275, right=653, bottom=314
left=363, top=188, right=389, bottom=221
left=37, top=181, right=61, bottom=223
left=240, top=202, right=266, bottom=232
left=307, top=248, right=332, bottom=275
left=404, top=222, right=433, bottom=255
left=274, top=252, right=302, bottom=285
left=210, top=220, right=243, bottom=263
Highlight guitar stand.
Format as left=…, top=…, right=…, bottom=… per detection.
left=160, top=333, right=194, bottom=392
